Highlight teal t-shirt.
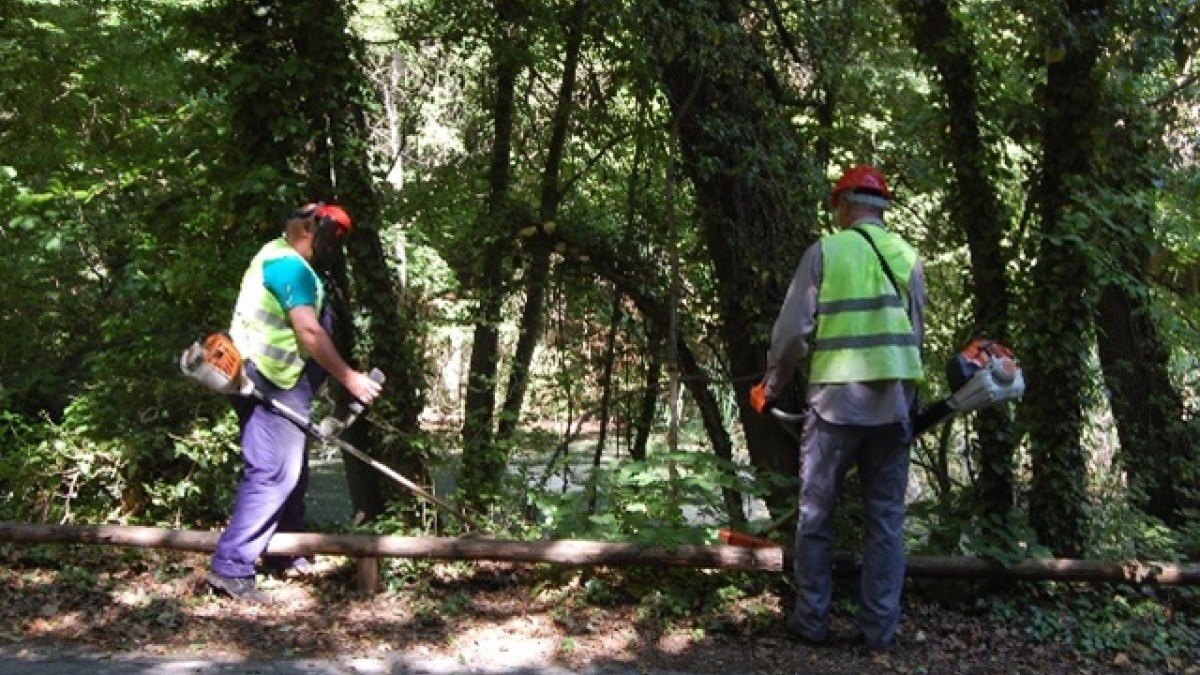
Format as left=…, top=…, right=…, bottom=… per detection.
left=262, top=256, right=318, bottom=311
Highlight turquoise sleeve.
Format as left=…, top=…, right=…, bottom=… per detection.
left=262, top=257, right=318, bottom=311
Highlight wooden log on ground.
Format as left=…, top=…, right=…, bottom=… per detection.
left=1, top=522, right=1197, bottom=584
left=0, top=522, right=780, bottom=572
left=827, top=552, right=1200, bottom=584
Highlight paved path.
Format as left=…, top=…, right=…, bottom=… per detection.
left=0, top=647, right=666, bottom=675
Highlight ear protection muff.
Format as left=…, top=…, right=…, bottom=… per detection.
left=292, top=202, right=322, bottom=220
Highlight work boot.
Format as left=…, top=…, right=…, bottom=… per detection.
left=853, top=631, right=897, bottom=653
left=206, top=572, right=271, bottom=603
left=784, top=607, right=830, bottom=647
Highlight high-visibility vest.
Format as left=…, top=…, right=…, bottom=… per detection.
left=229, top=238, right=325, bottom=389
left=809, top=223, right=923, bottom=384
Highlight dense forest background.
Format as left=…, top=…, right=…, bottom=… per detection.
left=2, top=0, right=1199, bottom=578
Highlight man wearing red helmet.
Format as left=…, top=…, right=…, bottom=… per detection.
left=750, top=165, right=925, bottom=651
left=207, top=203, right=383, bottom=603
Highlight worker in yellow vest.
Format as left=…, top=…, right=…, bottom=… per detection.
left=208, top=203, right=383, bottom=603
left=751, top=165, right=925, bottom=652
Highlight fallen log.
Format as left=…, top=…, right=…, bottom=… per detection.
left=0, top=522, right=1196, bottom=585
left=0, top=522, right=779, bottom=572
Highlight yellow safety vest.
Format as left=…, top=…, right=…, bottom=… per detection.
left=229, top=238, right=325, bottom=389
left=809, top=223, right=923, bottom=384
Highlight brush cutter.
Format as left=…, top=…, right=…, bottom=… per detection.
left=910, top=338, right=1024, bottom=436
left=180, top=333, right=486, bottom=532
left=726, top=339, right=1025, bottom=547
left=765, top=338, right=1025, bottom=438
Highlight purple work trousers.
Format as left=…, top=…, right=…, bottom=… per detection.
left=788, top=411, right=910, bottom=650
left=211, top=361, right=325, bottom=579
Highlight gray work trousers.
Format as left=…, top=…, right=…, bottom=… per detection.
left=788, top=411, right=910, bottom=649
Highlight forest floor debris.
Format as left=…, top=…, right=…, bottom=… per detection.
left=2, top=546, right=1195, bottom=675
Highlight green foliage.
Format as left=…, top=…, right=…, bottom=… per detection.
left=0, top=0, right=1197, bottom=575
left=908, top=503, right=1053, bottom=564
left=144, top=414, right=242, bottom=525
left=987, top=586, right=1200, bottom=667
left=0, top=411, right=44, bottom=520
left=5, top=411, right=125, bottom=523
left=0, top=389, right=241, bottom=525
left=1088, top=466, right=1190, bottom=562
left=527, top=450, right=788, bottom=546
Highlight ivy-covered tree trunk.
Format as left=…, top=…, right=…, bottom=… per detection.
left=898, top=0, right=1018, bottom=520
left=1023, top=0, right=1109, bottom=558
left=647, top=0, right=818, bottom=517
left=1092, top=103, right=1198, bottom=527
left=297, top=0, right=428, bottom=524
left=1096, top=278, right=1198, bottom=525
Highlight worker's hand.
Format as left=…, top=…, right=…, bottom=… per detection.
left=749, top=382, right=769, bottom=415
left=344, top=370, right=384, bottom=406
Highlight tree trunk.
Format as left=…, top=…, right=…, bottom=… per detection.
left=649, top=0, right=818, bottom=518
left=459, top=1, right=526, bottom=509
left=1095, top=283, right=1198, bottom=524
left=1023, top=0, right=1110, bottom=558
left=497, top=1, right=585, bottom=442
left=588, top=292, right=623, bottom=513
left=498, top=246, right=551, bottom=441
left=218, top=0, right=428, bottom=523
left=1092, top=107, right=1199, bottom=526
left=631, top=355, right=662, bottom=462
left=298, top=0, right=428, bottom=523
left=898, top=0, right=1018, bottom=521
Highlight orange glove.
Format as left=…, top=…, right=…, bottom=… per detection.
left=749, top=382, right=769, bottom=415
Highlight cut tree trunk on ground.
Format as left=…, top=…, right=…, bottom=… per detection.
left=1, top=522, right=1196, bottom=585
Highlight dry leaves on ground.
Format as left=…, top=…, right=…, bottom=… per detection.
left=0, top=545, right=1190, bottom=675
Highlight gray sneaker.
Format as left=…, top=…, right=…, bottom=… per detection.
left=206, top=572, right=271, bottom=603
left=263, top=556, right=315, bottom=579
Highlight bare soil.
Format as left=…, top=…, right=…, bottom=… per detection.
left=1, top=545, right=1193, bottom=675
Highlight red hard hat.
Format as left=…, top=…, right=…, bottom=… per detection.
left=314, top=204, right=352, bottom=239
left=830, top=165, right=892, bottom=207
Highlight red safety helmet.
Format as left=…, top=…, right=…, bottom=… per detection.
left=830, top=165, right=892, bottom=208
left=294, top=202, right=353, bottom=239
left=314, top=204, right=352, bottom=239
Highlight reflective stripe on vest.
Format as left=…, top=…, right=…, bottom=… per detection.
left=809, top=223, right=923, bottom=384
left=228, top=238, right=324, bottom=389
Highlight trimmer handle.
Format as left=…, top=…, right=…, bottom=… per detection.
left=348, top=368, right=387, bottom=414
left=769, top=407, right=805, bottom=424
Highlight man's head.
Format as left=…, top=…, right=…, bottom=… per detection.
left=830, top=165, right=892, bottom=227
left=285, top=202, right=352, bottom=272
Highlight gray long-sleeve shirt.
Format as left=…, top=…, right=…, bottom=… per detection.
left=763, top=218, right=926, bottom=426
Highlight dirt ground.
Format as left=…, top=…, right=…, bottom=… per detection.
left=2, top=545, right=1194, bottom=675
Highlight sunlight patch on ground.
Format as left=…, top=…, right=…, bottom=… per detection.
left=452, top=621, right=558, bottom=667
left=654, top=630, right=699, bottom=655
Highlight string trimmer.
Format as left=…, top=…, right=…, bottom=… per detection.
left=765, top=337, right=1025, bottom=437
left=724, top=338, right=1025, bottom=546
left=179, top=333, right=486, bottom=532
